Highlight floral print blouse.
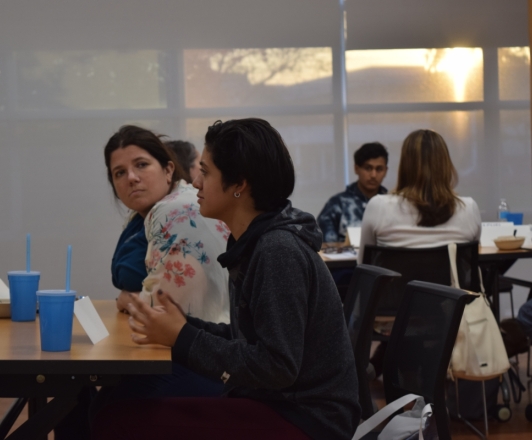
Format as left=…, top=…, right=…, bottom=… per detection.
left=139, top=180, right=230, bottom=323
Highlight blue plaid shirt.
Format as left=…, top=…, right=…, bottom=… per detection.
left=317, top=181, right=387, bottom=243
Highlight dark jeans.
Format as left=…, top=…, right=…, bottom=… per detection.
left=89, top=362, right=224, bottom=422
left=92, top=397, right=311, bottom=440
left=330, top=268, right=355, bottom=302
left=54, top=363, right=224, bottom=440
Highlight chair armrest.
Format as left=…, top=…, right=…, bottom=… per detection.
left=501, top=276, right=532, bottom=289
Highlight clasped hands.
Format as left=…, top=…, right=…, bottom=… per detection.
left=126, top=290, right=187, bottom=347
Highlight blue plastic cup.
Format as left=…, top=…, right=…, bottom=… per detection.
left=8, top=271, right=40, bottom=322
left=37, top=290, right=76, bottom=352
left=506, top=212, right=524, bottom=225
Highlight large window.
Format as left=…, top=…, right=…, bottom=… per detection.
left=346, top=47, right=531, bottom=218
left=346, top=48, right=483, bottom=104
left=0, top=46, right=529, bottom=221
left=182, top=48, right=337, bottom=216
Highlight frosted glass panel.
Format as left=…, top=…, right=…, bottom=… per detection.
left=346, top=48, right=484, bottom=103
left=186, top=115, right=338, bottom=217
left=15, top=51, right=167, bottom=110
left=499, top=110, right=532, bottom=211
left=184, top=48, right=333, bottom=108
left=348, top=111, right=486, bottom=208
left=498, top=47, right=530, bottom=101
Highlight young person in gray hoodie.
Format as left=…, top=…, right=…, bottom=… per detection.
left=92, top=118, right=361, bottom=440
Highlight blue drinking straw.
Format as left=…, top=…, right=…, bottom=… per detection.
left=26, top=234, right=31, bottom=273
left=65, top=245, right=72, bottom=292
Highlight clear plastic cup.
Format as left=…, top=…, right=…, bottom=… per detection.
left=7, top=271, right=40, bottom=322
left=36, top=290, right=76, bottom=352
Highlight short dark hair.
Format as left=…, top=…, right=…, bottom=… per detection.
left=104, top=125, right=185, bottom=198
left=204, top=118, right=295, bottom=212
left=165, top=140, right=197, bottom=184
left=354, top=142, right=388, bottom=167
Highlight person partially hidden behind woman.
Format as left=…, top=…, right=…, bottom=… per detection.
left=358, top=128, right=481, bottom=376
left=91, top=118, right=361, bottom=440
left=165, top=139, right=201, bottom=184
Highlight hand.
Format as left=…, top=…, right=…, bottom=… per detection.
left=127, top=291, right=187, bottom=347
left=116, top=290, right=139, bottom=313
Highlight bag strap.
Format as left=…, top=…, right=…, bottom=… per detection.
left=447, top=243, right=460, bottom=289
left=419, top=403, right=433, bottom=439
left=447, top=243, right=486, bottom=295
left=353, top=393, right=421, bottom=440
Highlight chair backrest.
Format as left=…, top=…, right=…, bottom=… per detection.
left=362, top=241, right=480, bottom=315
left=343, top=264, right=401, bottom=420
left=383, top=280, right=475, bottom=440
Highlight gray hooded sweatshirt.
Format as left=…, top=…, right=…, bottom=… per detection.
left=173, top=201, right=361, bottom=440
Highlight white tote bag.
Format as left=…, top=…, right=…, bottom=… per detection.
left=447, top=243, right=510, bottom=379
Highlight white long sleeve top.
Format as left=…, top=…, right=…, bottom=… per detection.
left=358, top=194, right=481, bottom=263
left=140, top=180, right=230, bottom=323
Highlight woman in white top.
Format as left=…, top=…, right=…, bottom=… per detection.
left=357, top=129, right=481, bottom=379
left=358, top=129, right=481, bottom=263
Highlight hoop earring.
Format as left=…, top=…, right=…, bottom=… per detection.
left=234, top=192, right=241, bottom=198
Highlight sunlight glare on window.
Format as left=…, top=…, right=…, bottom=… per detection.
left=346, top=48, right=483, bottom=103
left=426, top=48, right=483, bottom=102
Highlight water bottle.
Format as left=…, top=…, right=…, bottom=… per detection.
left=498, top=198, right=509, bottom=221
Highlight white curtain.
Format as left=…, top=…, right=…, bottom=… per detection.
left=0, top=0, right=529, bottom=301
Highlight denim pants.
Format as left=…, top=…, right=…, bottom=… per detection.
left=89, top=363, right=224, bottom=422
left=55, top=363, right=224, bottom=440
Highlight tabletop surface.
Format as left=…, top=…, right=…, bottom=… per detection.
left=0, top=300, right=171, bottom=373
left=320, top=245, right=532, bottom=262
left=478, top=246, right=532, bottom=256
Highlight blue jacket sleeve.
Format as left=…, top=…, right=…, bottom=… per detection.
left=111, top=215, right=148, bottom=292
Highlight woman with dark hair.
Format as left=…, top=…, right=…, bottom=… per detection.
left=358, top=129, right=481, bottom=263
left=165, top=140, right=201, bottom=184
left=56, top=126, right=230, bottom=440
left=97, top=125, right=230, bottom=401
left=92, top=118, right=360, bottom=440
left=106, top=126, right=229, bottom=322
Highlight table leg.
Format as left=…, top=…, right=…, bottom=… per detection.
left=492, top=266, right=500, bottom=323
left=6, top=396, right=78, bottom=440
left=0, top=398, right=28, bottom=440
left=483, top=263, right=500, bottom=323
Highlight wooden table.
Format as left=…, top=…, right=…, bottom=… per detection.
left=0, top=300, right=172, bottom=440
left=319, top=251, right=357, bottom=269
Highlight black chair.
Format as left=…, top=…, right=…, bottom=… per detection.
left=362, top=241, right=480, bottom=316
left=381, top=281, right=476, bottom=440
left=343, top=264, right=401, bottom=420
left=499, top=275, right=532, bottom=318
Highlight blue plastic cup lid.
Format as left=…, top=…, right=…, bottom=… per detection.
left=36, top=290, right=77, bottom=297
left=8, top=271, right=40, bottom=276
